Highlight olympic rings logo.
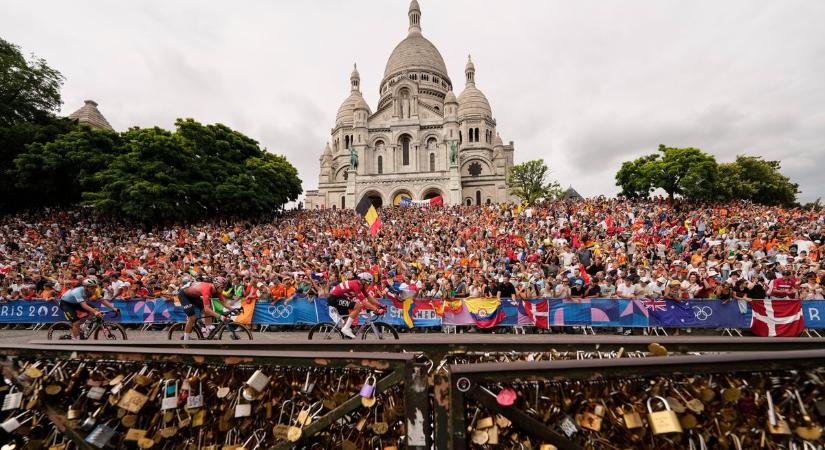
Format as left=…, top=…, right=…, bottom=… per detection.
left=267, top=304, right=294, bottom=319
left=692, top=305, right=713, bottom=321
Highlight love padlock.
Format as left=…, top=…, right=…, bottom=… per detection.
left=359, top=375, right=376, bottom=399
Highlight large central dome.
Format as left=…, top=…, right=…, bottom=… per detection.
left=381, top=0, right=450, bottom=83
left=384, top=34, right=448, bottom=78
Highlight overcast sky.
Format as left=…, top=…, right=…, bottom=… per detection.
left=2, top=0, right=824, bottom=202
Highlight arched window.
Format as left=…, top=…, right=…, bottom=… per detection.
left=459, top=131, right=462, bottom=144
left=429, top=153, right=435, bottom=172
left=344, top=136, right=349, bottom=148
left=401, top=135, right=410, bottom=166
left=377, top=155, right=383, bottom=174
left=466, top=198, right=472, bottom=206
left=476, top=190, right=481, bottom=205
left=475, top=128, right=480, bottom=142
left=486, top=198, right=491, bottom=205
left=341, top=196, right=346, bottom=209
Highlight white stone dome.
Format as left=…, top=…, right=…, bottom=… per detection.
left=457, top=55, right=491, bottom=120
left=444, top=90, right=457, bottom=104
left=336, top=93, right=371, bottom=125
left=384, top=34, right=448, bottom=78
left=457, top=86, right=491, bottom=120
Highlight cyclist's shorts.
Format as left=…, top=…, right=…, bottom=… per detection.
left=59, top=300, right=83, bottom=322
left=178, top=290, right=204, bottom=317
left=327, top=295, right=355, bottom=316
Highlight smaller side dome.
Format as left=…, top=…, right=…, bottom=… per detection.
left=444, top=90, right=457, bottom=104
left=457, top=54, right=491, bottom=120
left=353, top=96, right=370, bottom=111
left=493, top=132, right=503, bottom=146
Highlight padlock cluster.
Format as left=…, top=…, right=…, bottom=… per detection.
left=0, top=359, right=406, bottom=449
left=466, top=370, right=825, bottom=449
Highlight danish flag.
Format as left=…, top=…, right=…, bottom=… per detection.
left=750, top=299, right=804, bottom=337
left=523, top=299, right=549, bottom=329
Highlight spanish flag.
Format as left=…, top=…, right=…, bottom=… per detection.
left=355, top=196, right=382, bottom=235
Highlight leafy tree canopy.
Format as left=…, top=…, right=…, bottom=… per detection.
left=508, top=159, right=562, bottom=204
left=83, top=120, right=302, bottom=222
left=615, top=145, right=798, bottom=206
left=0, top=37, right=64, bottom=126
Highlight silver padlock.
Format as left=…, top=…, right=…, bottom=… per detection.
left=161, top=380, right=178, bottom=410
left=1, top=411, right=32, bottom=433
left=87, top=385, right=107, bottom=401
left=85, top=420, right=117, bottom=448
left=301, top=371, right=316, bottom=394
left=234, top=388, right=251, bottom=418
left=186, top=381, right=203, bottom=409
left=246, top=369, right=270, bottom=393
left=1, top=386, right=22, bottom=411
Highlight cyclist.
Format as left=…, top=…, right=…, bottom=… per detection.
left=178, top=276, right=230, bottom=340
left=327, top=272, right=383, bottom=338
left=59, top=278, right=120, bottom=340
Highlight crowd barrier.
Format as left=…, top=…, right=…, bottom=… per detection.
left=2, top=297, right=825, bottom=330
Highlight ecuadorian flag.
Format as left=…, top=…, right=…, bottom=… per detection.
left=464, top=297, right=505, bottom=328
left=355, top=196, right=382, bottom=235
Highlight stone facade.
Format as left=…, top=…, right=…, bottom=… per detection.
left=304, top=0, right=515, bottom=209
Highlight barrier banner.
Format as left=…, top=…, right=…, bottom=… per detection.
left=647, top=299, right=750, bottom=328
left=2, top=298, right=820, bottom=333
left=802, top=300, right=825, bottom=329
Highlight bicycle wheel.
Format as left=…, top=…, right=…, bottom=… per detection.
left=217, top=323, right=253, bottom=340
left=168, top=322, right=202, bottom=340
left=94, top=322, right=127, bottom=340
left=308, top=322, right=344, bottom=340
left=361, top=322, right=399, bottom=340
left=47, top=322, right=73, bottom=340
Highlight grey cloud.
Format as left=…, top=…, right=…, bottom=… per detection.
left=1, top=0, right=822, bottom=202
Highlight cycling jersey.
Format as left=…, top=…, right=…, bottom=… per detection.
left=328, top=280, right=366, bottom=302
left=60, top=286, right=90, bottom=304
left=181, top=282, right=225, bottom=307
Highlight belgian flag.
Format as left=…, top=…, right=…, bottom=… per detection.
left=355, top=196, right=382, bottom=235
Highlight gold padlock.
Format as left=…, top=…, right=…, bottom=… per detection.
left=476, top=416, right=494, bottom=429
left=766, top=391, right=791, bottom=436
left=646, top=396, right=682, bottom=435
left=621, top=404, right=643, bottom=429
left=579, top=411, right=602, bottom=432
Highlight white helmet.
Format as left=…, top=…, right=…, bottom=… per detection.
left=82, top=278, right=98, bottom=288
left=357, top=272, right=374, bottom=284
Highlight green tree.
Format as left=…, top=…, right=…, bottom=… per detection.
left=83, top=120, right=302, bottom=222
left=508, top=159, right=562, bottom=204
left=730, top=155, right=798, bottom=206
left=648, top=145, right=718, bottom=200
left=12, top=127, right=122, bottom=207
left=0, top=37, right=64, bottom=126
left=0, top=116, right=77, bottom=211
left=615, top=154, right=659, bottom=198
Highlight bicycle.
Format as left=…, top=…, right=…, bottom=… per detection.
left=167, top=308, right=253, bottom=340
left=308, top=308, right=399, bottom=340
left=47, top=310, right=127, bottom=340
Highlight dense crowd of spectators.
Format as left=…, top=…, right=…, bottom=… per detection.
left=1, top=199, right=823, bottom=305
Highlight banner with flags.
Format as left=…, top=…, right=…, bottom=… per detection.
left=0, top=298, right=817, bottom=335
left=355, top=196, right=382, bottom=235
left=750, top=299, right=804, bottom=337
left=464, top=297, right=505, bottom=328
left=399, top=195, right=443, bottom=207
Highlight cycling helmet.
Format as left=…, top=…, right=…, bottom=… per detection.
left=357, top=272, right=374, bottom=284
left=82, top=278, right=98, bottom=288
left=213, top=276, right=228, bottom=288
